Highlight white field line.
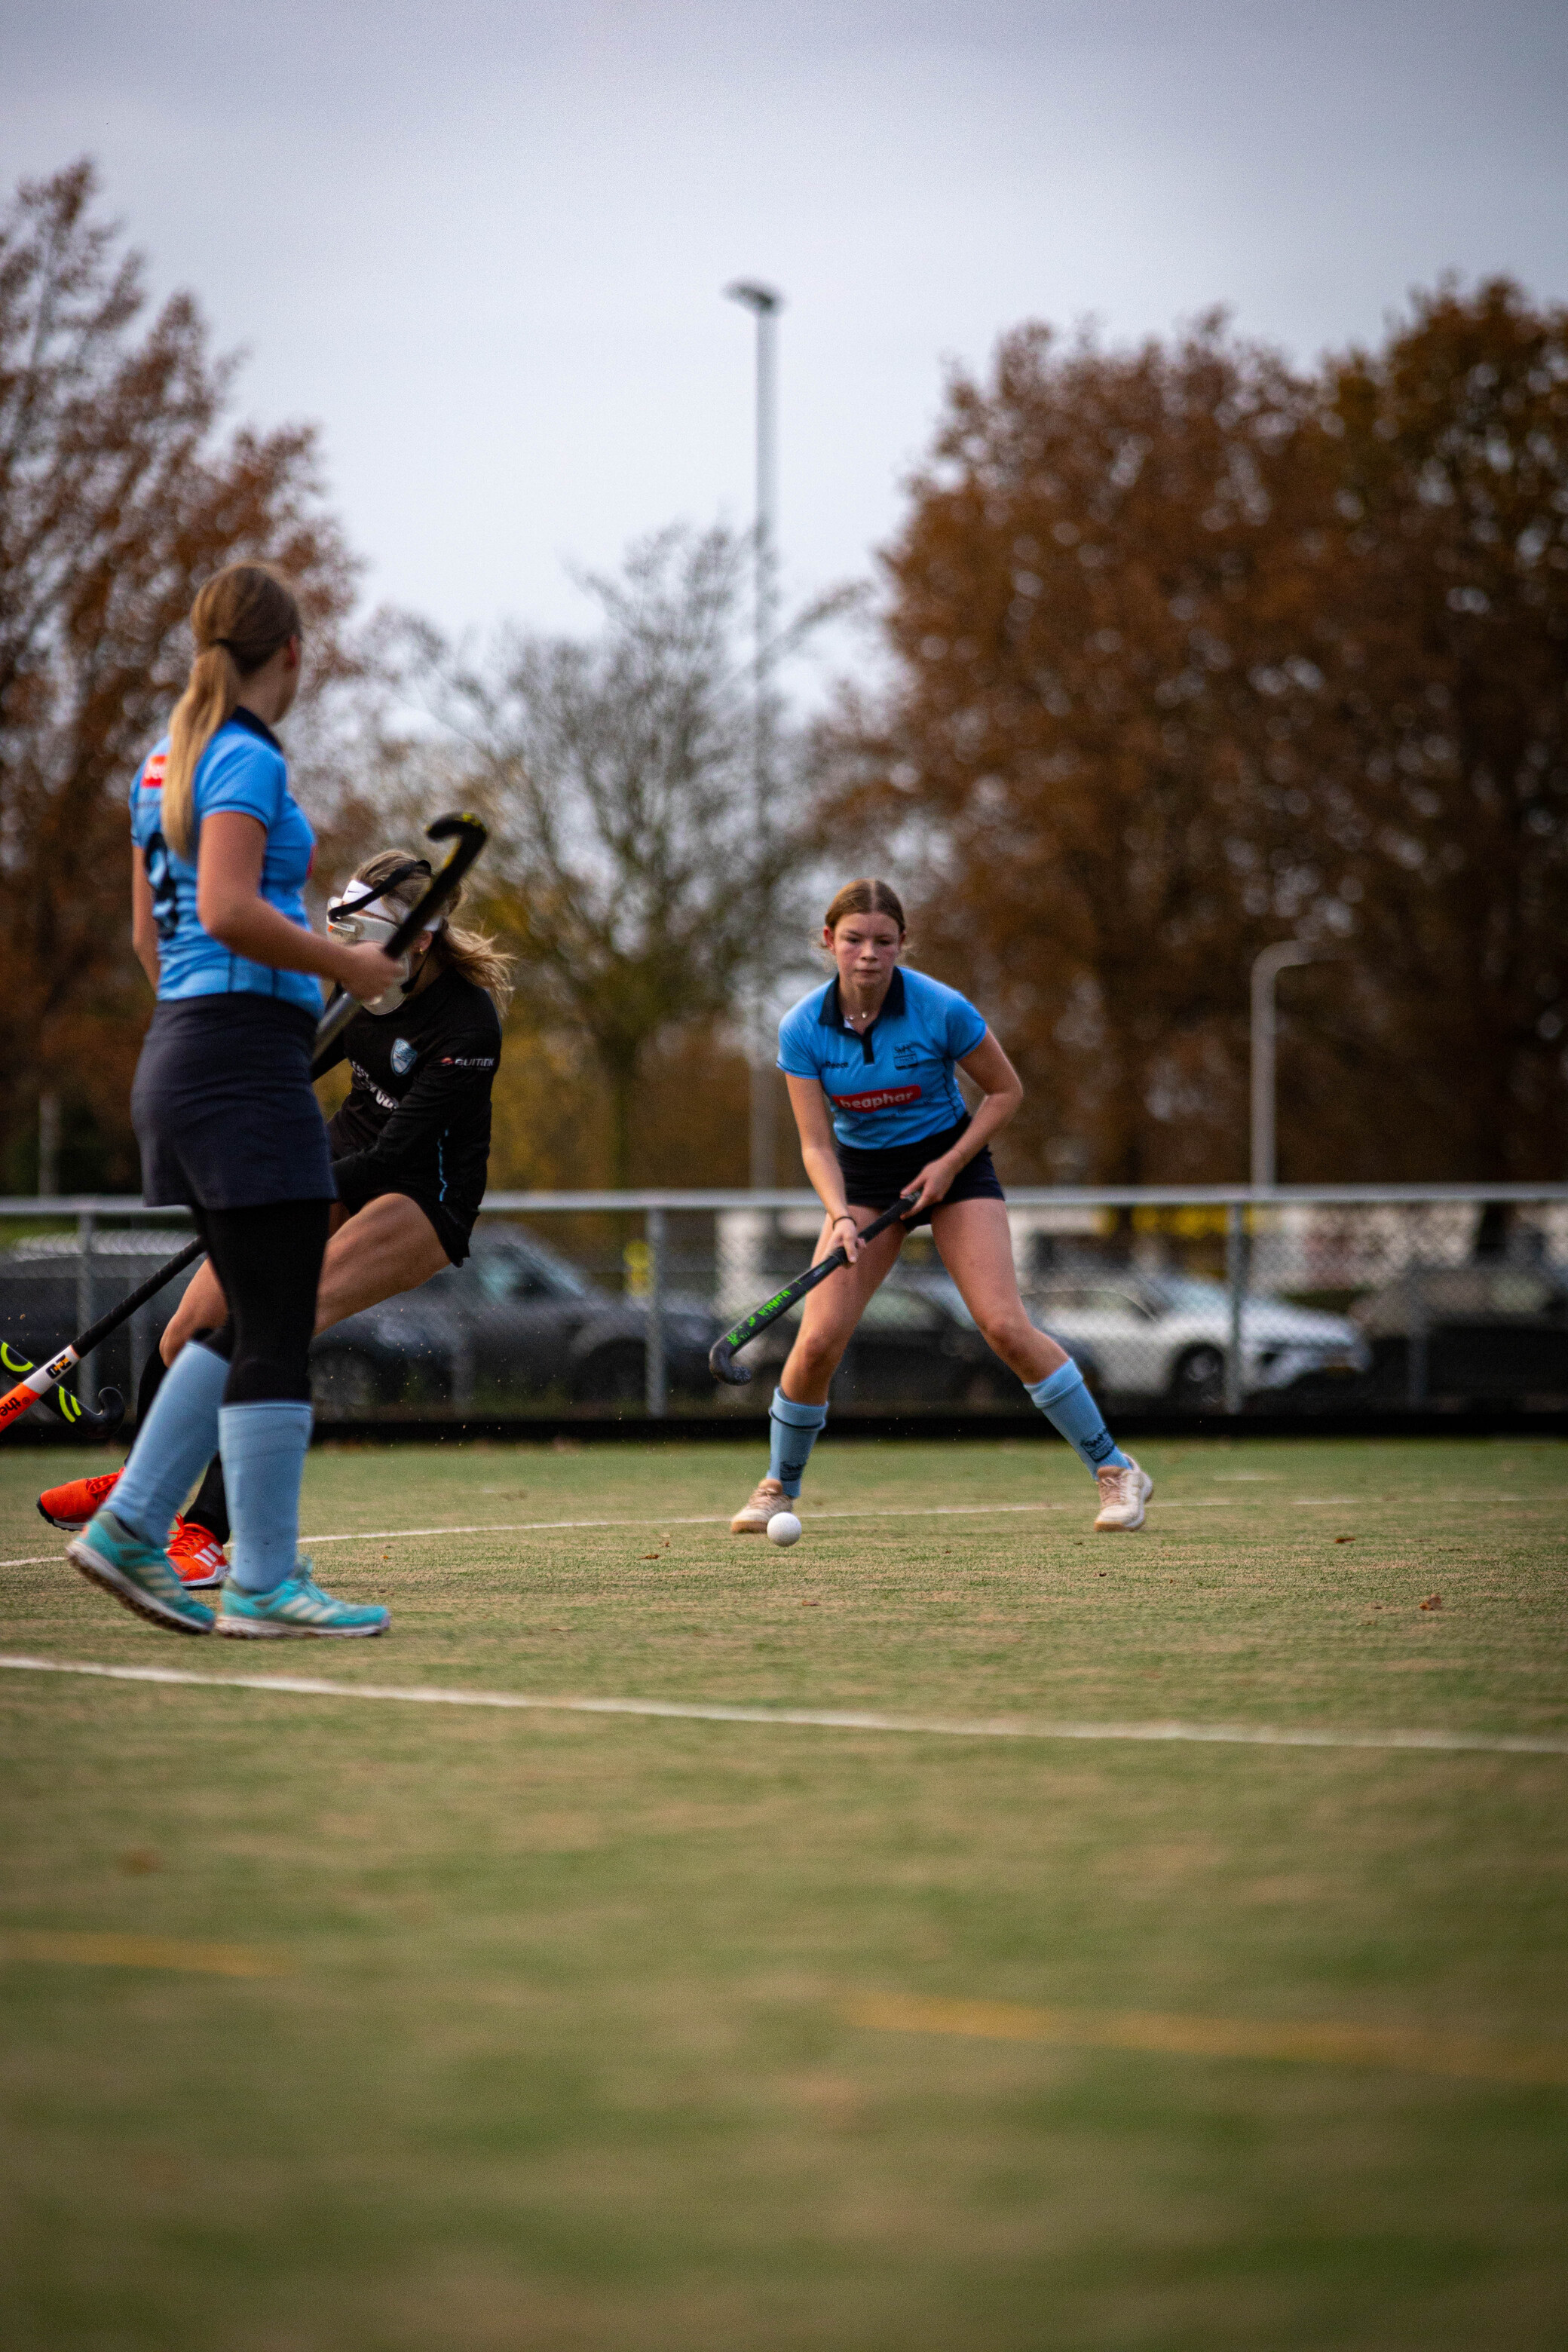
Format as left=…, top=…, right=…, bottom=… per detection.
left=3, top=1487, right=1563, bottom=1572
left=2, top=1654, right=1566, bottom=1757
left=283, top=1490, right=1568, bottom=1541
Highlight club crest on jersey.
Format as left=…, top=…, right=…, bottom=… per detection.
left=390, top=1037, right=417, bottom=1076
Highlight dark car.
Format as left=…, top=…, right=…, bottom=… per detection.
left=309, top=1224, right=718, bottom=1416
left=1353, top=1263, right=1568, bottom=1404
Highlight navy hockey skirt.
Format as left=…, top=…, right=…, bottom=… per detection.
left=133, top=997, right=335, bottom=1211
left=835, top=1114, right=1005, bottom=1227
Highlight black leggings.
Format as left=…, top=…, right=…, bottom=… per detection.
left=192, top=1200, right=331, bottom=1404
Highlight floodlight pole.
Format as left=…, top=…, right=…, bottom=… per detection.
left=725, top=279, right=783, bottom=1191
left=1250, top=941, right=1315, bottom=1189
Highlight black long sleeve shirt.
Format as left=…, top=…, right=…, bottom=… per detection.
left=316, top=963, right=501, bottom=1260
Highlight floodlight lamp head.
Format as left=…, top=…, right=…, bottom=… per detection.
left=725, top=280, right=782, bottom=315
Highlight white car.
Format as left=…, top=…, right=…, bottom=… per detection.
left=1026, top=1272, right=1370, bottom=1408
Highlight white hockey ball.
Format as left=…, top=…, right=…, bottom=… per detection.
left=766, top=1511, right=803, bottom=1547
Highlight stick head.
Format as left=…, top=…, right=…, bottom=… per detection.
left=709, top=1337, right=755, bottom=1386
left=45, top=1383, right=124, bottom=1438
left=425, top=811, right=488, bottom=870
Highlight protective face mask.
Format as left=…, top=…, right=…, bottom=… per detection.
left=326, top=892, right=436, bottom=1015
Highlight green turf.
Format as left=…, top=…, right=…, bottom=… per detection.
left=2, top=1435, right=1566, bottom=2350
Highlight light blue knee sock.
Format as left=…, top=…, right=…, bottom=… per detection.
left=768, top=1388, right=828, bottom=1498
left=219, top=1401, right=314, bottom=1594
left=1027, top=1361, right=1130, bottom=1475
left=110, top=1340, right=231, bottom=1546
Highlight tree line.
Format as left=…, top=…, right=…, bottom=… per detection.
left=2, top=158, right=1563, bottom=1194
left=830, top=292, right=1568, bottom=1183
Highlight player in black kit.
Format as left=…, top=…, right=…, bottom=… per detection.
left=38, top=849, right=513, bottom=1576
left=317, top=856, right=505, bottom=1271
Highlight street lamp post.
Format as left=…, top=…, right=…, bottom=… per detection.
left=725, top=279, right=783, bottom=1190
left=1250, top=939, right=1315, bottom=1189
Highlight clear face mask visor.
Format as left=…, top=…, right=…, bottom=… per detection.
left=326, top=880, right=439, bottom=1015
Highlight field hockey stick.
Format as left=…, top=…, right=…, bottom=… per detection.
left=708, top=1195, right=920, bottom=1386
left=0, top=1341, right=124, bottom=1437
left=0, top=1236, right=204, bottom=1437
left=311, top=811, right=488, bottom=1076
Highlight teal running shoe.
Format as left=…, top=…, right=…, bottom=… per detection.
left=216, top=1556, right=389, bottom=1640
left=66, top=1508, right=215, bottom=1636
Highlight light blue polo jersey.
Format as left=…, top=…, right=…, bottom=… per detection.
left=776, top=965, right=988, bottom=1150
left=130, top=709, right=321, bottom=1012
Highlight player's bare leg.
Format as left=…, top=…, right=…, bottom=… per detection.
left=931, top=1195, right=1150, bottom=1530
left=160, top=1191, right=447, bottom=1361
left=730, top=1204, right=905, bottom=1531
left=780, top=1205, right=908, bottom=1404
left=308, top=1193, right=450, bottom=1328
left=927, top=1196, right=1068, bottom=1384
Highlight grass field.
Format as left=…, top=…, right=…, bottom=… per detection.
left=2, top=1432, right=1566, bottom=2350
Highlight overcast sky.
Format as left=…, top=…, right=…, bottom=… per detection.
left=6, top=0, right=1567, bottom=656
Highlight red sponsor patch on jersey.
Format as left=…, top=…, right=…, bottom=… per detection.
left=828, top=1085, right=923, bottom=1113
left=141, top=753, right=167, bottom=790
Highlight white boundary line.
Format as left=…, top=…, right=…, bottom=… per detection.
left=2, top=1655, right=1565, bottom=1756
left=2, top=1484, right=1561, bottom=1570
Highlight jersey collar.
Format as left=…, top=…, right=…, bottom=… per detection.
left=228, top=706, right=284, bottom=752
left=819, top=965, right=905, bottom=1059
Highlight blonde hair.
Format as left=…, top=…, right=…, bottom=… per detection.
left=823, top=877, right=907, bottom=936
left=351, top=847, right=515, bottom=1014
left=164, top=564, right=301, bottom=859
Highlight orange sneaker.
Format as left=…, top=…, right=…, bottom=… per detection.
left=167, top=1518, right=228, bottom=1589
left=38, top=1468, right=123, bottom=1533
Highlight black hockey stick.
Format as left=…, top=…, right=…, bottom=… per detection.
left=0, top=1240, right=201, bottom=1435
left=709, top=1196, right=920, bottom=1386
left=0, top=1341, right=124, bottom=1438
left=0, top=813, right=491, bottom=1439
left=311, top=811, right=488, bottom=1076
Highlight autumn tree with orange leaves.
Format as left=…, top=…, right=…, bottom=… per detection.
left=829, top=285, right=1568, bottom=1184
left=0, top=160, right=360, bottom=1189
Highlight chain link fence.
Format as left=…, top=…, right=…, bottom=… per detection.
left=0, top=1187, right=1564, bottom=1429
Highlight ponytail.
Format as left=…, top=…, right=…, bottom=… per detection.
left=163, top=563, right=302, bottom=859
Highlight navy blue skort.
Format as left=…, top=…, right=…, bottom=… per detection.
left=132, top=997, right=336, bottom=1211
left=835, top=1114, right=1005, bottom=1227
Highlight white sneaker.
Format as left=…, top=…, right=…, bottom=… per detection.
left=731, top=1475, right=791, bottom=1534
left=1094, top=1456, right=1153, bottom=1532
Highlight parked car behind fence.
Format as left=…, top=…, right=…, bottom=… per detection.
left=1354, top=1264, right=1568, bottom=1405
left=1025, top=1272, right=1370, bottom=1410
left=311, top=1226, right=718, bottom=1416
left=2, top=1190, right=1565, bottom=1425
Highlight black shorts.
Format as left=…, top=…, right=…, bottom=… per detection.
left=133, top=997, right=336, bottom=1211
left=835, top=1115, right=1006, bottom=1227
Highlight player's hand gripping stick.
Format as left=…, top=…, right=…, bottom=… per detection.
left=708, top=1196, right=918, bottom=1386
left=0, top=813, right=492, bottom=1439
left=311, top=812, right=488, bottom=1077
